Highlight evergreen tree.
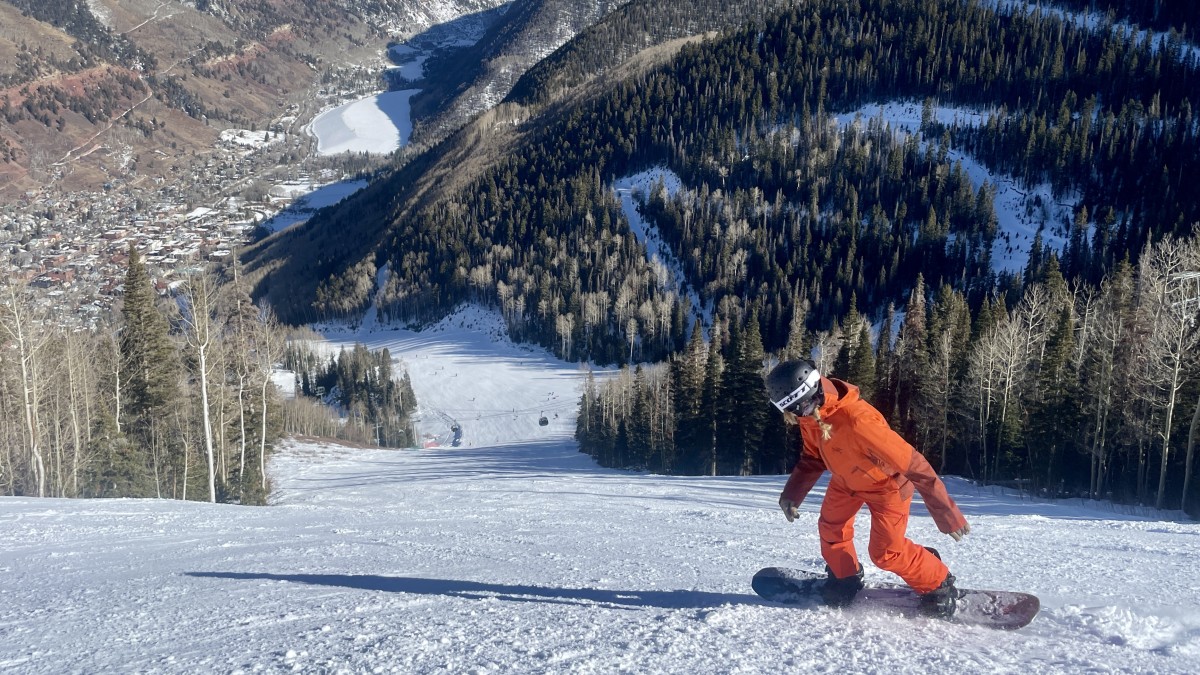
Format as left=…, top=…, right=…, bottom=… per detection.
left=716, top=312, right=769, bottom=475
left=848, top=322, right=877, bottom=401
left=895, top=275, right=930, bottom=440
left=833, top=295, right=865, bottom=380
left=699, top=322, right=725, bottom=476
left=628, top=366, right=654, bottom=469
left=1027, top=306, right=1084, bottom=495
left=116, top=244, right=179, bottom=493
left=926, top=284, right=973, bottom=471
left=119, top=244, right=178, bottom=423
left=671, top=320, right=708, bottom=473
left=781, top=294, right=812, bottom=361
left=874, top=302, right=898, bottom=419
left=82, top=413, right=154, bottom=498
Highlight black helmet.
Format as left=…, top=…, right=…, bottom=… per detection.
left=766, top=360, right=823, bottom=414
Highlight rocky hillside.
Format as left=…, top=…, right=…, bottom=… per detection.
left=0, top=0, right=506, bottom=196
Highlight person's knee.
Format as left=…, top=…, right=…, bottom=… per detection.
left=868, top=543, right=903, bottom=570
left=818, top=516, right=853, bottom=541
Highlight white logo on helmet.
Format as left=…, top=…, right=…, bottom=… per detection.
left=772, top=368, right=822, bottom=412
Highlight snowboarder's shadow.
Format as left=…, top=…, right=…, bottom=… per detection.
left=186, top=572, right=753, bottom=610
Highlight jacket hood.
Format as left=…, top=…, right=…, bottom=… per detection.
left=818, top=377, right=860, bottom=417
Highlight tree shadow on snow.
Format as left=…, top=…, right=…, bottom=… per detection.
left=185, top=572, right=754, bottom=610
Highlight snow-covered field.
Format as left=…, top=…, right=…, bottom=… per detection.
left=308, top=90, right=420, bottom=156
left=2, top=307, right=1199, bottom=674
left=388, top=44, right=428, bottom=83
left=261, top=179, right=369, bottom=233
left=220, top=128, right=288, bottom=153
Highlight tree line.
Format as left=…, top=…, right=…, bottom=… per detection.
left=284, top=342, right=419, bottom=448
left=578, top=231, right=1200, bottom=516
left=0, top=248, right=286, bottom=504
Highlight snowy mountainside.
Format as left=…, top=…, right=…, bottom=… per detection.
left=410, top=0, right=628, bottom=140
left=833, top=102, right=1075, bottom=276
left=612, top=102, right=1070, bottom=324
left=2, top=312, right=1199, bottom=673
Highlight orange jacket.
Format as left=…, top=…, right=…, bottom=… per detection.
left=780, top=377, right=968, bottom=535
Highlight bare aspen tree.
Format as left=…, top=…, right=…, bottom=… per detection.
left=253, top=305, right=284, bottom=491
left=1131, top=237, right=1200, bottom=509
left=1181, top=261, right=1200, bottom=513
left=174, top=406, right=196, bottom=502
left=180, top=269, right=221, bottom=503
left=234, top=344, right=249, bottom=481
left=0, top=279, right=50, bottom=497
left=1082, top=264, right=1134, bottom=499
left=997, top=284, right=1052, bottom=479
left=928, top=329, right=955, bottom=473
left=44, top=340, right=69, bottom=497
left=626, top=317, right=638, bottom=361
left=1072, top=285, right=1098, bottom=373
left=224, top=258, right=262, bottom=486
left=967, top=317, right=1004, bottom=482
left=232, top=270, right=259, bottom=484
left=556, top=313, right=574, bottom=361
left=214, top=343, right=231, bottom=484
left=812, top=327, right=843, bottom=376
left=104, top=327, right=123, bottom=435
left=657, top=297, right=673, bottom=350
left=0, top=374, right=15, bottom=493
left=63, top=330, right=95, bottom=497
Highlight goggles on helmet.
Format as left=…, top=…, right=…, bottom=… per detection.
left=771, top=368, right=822, bottom=415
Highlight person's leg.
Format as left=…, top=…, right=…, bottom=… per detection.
left=818, top=482, right=864, bottom=578
left=864, top=494, right=948, bottom=594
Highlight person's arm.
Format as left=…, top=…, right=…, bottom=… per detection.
left=850, top=409, right=969, bottom=538
left=778, top=445, right=826, bottom=522
left=781, top=451, right=826, bottom=503
left=905, top=451, right=969, bottom=537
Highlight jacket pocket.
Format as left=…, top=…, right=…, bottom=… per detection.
left=852, top=463, right=890, bottom=485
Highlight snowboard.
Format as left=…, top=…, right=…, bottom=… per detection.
left=752, top=567, right=1039, bottom=630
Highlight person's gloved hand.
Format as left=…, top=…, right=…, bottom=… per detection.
left=948, top=522, right=971, bottom=541
left=779, top=496, right=800, bottom=523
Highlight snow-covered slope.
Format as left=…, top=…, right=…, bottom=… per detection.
left=2, top=309, right=1198, bottom=673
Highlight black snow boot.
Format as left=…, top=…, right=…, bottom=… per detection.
left=821, top=564, right=865, bottom=608
left=919, top=572, right=959, bottom=618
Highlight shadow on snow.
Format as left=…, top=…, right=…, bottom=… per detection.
left=185, top=571, right=754, bottom=611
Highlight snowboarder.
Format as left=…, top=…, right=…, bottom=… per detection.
left=765, top=359, right=971, bottom=617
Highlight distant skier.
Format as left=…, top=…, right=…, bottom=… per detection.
left=765, top=360, right=971, bottom=617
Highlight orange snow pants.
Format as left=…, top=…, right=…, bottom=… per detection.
left=818, top=480, right=949, bottom=594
